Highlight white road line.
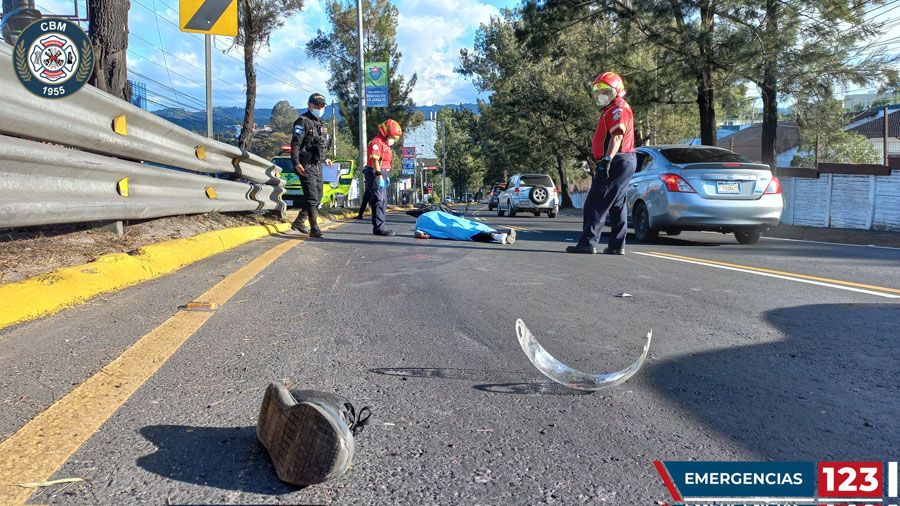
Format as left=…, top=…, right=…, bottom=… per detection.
left=700, top=231, right=900, bottom=250
left=634, top=252, right=900, bottom=299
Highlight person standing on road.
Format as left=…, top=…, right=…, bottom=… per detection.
left=566, top=72, right=636, bottom=255
left=290, top=93, right=333, bottom=238
left=364, top=119, right=402, bottom=237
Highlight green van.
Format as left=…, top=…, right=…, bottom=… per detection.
left=272, top=150, right=358, bottom=208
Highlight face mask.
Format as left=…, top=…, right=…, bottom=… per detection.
left=310, top=107, right=325, bottom=118
left=387, top=138, right=396, bottom=146
left=595, top=93, right=612, bottom=108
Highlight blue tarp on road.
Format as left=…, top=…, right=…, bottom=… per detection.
left=415, top=211, right=496, bottom=241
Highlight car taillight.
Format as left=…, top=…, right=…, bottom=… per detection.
left=765, top=176, right=781, bottom=194
left=660, top=173, right=696, bottom=193
left=514, top=187, right=520, bottom=195
left=553, top=187, right=558, bottom=194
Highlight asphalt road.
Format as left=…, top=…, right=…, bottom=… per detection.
left=2, top=206, right=898, bottom=505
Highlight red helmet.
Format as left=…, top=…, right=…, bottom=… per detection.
left=592, top=72, right=626, bottom=98
left=378, top=119, right=402, bottom=139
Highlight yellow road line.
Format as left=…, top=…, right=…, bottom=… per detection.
left=0, top=223, right=338, bottom=505
left=636, top=251, right=900, bottom=298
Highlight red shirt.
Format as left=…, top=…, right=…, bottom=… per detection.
left=592, top=97, right=634, bottom=160
left=366, top=135, right=393, bottom=170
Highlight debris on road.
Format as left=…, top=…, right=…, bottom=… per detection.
left=515, top=319, right=652, bottom=391
left=17, top=477, right=85, bottom=488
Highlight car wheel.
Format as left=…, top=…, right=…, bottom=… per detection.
left=529, top=186, right=550, bottom=205
left=497, top=201, right=506, bottom=217
left=533, top=211, right=541, bottom=217
left=633, top=203, right=658, bottom=243
left=508, top=201, right=517, bottom=217
left=734, top=228, right=761, bottom=244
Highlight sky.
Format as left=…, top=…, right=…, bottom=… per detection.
left=32, top=0, right=900, bottom=113
left=35, top=0, right=519, bottom=112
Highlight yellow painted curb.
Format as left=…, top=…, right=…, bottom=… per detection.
left=0, top=222, right=294, bottom=331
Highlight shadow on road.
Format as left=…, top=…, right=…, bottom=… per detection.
left=136, top=425, right=297, bottom=494
left=647, top=303, right=900, bottom=459
left=369, top=367, right=592, bottom=396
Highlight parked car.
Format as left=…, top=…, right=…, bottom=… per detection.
left=626, top=145, right=783, bottom=244
left=497, top=174, right=559, bottom=218
left=487, top=183, right=505, bottom=211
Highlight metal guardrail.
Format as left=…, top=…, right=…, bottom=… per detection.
left=0, top=135, right=279, bottom=227
left=0, top=42, right=285, bottom=230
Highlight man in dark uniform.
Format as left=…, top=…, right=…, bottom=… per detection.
left=566, top=72, right=637, bottom=255
left=364, top=119, right=402, bottom=236
left=290, top=93, right=333, bottom=238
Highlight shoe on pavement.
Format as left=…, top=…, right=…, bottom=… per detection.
left=309, top=229, right=324, bottom=239
left=257, top=383, right=363, bottom=486
left=602, top=247, right=625, bottom=255
left=291, top=223, right=311, bottom=234
left=505, top=229, right=517, bottom=245
left=565, top=244, right=596, bottom=254
left=373, top=229, right=395, bottom=237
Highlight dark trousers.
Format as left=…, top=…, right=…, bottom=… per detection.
left=363, top=167, right=387, bottom=232
left=577, top=153, right=637, bottom=250
left=357, top=183, right=371, bottom=217
left=292, top=165, right=323, bottom=231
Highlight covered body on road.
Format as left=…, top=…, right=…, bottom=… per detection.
left=415, top=211, right=515, bottom=244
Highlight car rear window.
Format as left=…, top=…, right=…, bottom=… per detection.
left=273, top=157, right=294, bottom=174
left=660, top=148, right=750, bottom=164
left=520, top=175, right=554, bottom=187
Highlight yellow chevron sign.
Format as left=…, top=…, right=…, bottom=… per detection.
left=179, top=0, right=237, bottom=36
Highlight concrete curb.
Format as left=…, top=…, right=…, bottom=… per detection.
left=0, top=206, right=415, bottom=331
left=0, top=221, right=300, bottom=331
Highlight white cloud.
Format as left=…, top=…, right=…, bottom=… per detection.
left=396, top=0, right=501, bottom=104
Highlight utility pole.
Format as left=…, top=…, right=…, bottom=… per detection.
left=205, top=35, right=212, bottom=138
left=332, top=100, right=337, bottom=157
left=355, top=0, right=367, bottom=186
left=441, top=119, right=447, bottom=200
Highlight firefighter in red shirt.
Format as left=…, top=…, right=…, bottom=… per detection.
left=363, top=119, right=402, bottom=236
left=566, top=72, right=637, bottom=255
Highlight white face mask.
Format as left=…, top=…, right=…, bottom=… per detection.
left=595, top=94, right=612, bottom=108
left=310, top=107, right=325, bottom=118
left=387, top=138, right=396, bottom=146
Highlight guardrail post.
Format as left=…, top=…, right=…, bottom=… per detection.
left=99, top=220, right=125, bottom=237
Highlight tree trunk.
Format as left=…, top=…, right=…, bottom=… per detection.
left=759, top=0, right=779, bottom=171
left=555, top=153, right=573, bottom=208
left=697, top=1, right=716, bottom=146
left=239, top=39, right=256, bottom=151
left=88, top=0, right=131, bottom=102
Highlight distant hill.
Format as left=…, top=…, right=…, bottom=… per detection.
left=151, top=103, right=480, bottom=134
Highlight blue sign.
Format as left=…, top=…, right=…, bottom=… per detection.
left=366, top=86, right=388, bottom=108
left=663, top=461, right=816, bottom=499
left=364, top=61, right=389, bottom=108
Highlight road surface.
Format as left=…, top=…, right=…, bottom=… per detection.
left=1, top=207, right=898, bottom=505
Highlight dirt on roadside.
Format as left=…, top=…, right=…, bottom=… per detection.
left=0, top=212, right=295, bottom=285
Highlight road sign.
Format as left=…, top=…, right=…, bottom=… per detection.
left=401, top=146, right=416, bottom=159
left=179, top=0, right=237, bottom=36
left=365, top=61, right=388, bottom=108
left=402, top=158, right=415, bottom=175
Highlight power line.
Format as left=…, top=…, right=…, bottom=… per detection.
left=127, top=49, right=245, bottom=105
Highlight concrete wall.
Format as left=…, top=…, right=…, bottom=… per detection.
left=780, top=170, right=900, bottom=230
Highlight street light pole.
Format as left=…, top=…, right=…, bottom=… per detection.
left=205, top=35, right=212, bottom=138
left=355, top=0, right=367, bottom=187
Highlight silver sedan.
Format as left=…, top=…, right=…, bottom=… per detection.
left=626, top=145, right=784, bottom=244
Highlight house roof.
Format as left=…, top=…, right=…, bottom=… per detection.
left=715, top=121, right=801, bottom=161
left=845, top=107, right=900, bottom=139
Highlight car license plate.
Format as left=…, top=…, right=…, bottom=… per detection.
left=717, top=182, right=740, bottom=194
left=284, top=199, right=293, bottom=206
